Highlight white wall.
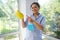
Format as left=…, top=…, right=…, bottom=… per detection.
left=18, top=0, right=26, bottom=40
left=18, top=0, right=38, bottom=40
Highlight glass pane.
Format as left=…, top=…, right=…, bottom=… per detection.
left=4, top=34, right=19, bottom=40
left=0, top=34, right=19, bottom=40
left=38, top=0, right=60, bottom=39
left=0, top=0, right=18, bottom=34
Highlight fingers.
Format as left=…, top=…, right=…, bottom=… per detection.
left=26, top=15, right=30, bottom=18
left=26, top=15, right=31, bottom=19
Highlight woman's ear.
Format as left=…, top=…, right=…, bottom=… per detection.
left=38, top=8, right=40, bottom=11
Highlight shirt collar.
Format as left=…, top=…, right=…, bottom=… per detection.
left=32, top=13, right=41, bottom=20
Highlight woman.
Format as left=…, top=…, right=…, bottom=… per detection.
left=22, top=2, right=46, bottom=40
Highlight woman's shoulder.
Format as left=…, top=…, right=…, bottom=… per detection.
left=39, top=13, right=45, bottom=18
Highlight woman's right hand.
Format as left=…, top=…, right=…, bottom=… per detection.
left=21, top=18, right=26, bottom=28
left=27, top=15, right=34, bottom=23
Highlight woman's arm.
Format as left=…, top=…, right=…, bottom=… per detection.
left=27, top=16, right=44, bottom=30
left=33, top=20, right=43, bottom=30
left=22, top=19, right=26, bottom=28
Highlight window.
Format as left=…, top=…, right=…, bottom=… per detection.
left=0, top=0, right=18, bottom=34
left=0, top=0, right=20, bottom=40
left=38, top=0, right=60, bottom=39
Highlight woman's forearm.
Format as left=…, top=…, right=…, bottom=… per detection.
left=22, top=19, right=26, bottom=28
left=33, top=20, right=43, bottom=30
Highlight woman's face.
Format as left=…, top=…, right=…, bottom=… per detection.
left=31, top=4, right=39, bottom=14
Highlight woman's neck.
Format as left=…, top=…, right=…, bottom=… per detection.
left=33, top=13, right=39, bottom=18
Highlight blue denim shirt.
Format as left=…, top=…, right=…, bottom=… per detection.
left=25, top=13, right=46, bottom=40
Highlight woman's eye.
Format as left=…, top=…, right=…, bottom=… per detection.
left=32, top=7, right=37, bottom=9
left=35, top=7, right=37, bottom=8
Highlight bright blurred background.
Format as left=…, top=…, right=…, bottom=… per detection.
left=0, top=0, right=60, bottom=40
left=38, top=0, right=60, bottom=39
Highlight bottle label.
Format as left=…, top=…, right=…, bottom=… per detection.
left=27, top=23, right=34, bottom=31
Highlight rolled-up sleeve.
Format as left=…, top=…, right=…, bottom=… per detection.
left=25, top=18, right=28, bottom=27
left=40, top=17, right=46, bottom=28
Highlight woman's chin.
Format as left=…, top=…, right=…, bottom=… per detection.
left=33, top=12, right=38, bottom=14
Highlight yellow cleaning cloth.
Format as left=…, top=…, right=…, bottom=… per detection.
left=16, top=10, right=24, bottom=19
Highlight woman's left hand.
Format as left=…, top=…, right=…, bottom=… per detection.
left=27, top=16, right=34, bottom=23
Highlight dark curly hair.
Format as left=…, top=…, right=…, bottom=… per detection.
left=31, top=2, right=40, bottom=9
